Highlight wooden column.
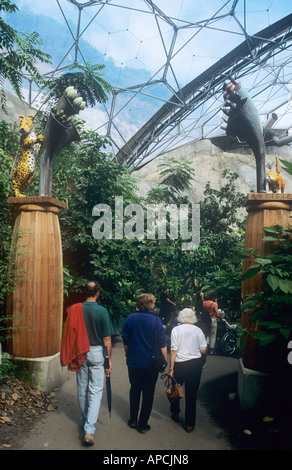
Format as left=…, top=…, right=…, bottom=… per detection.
left=7, top=197, right=66, bottom=358
left=241, top=193, right=292, bottom=372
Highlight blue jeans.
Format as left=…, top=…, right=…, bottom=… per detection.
left=76, top=345, right=104, bottom=434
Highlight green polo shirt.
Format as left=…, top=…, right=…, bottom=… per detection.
left=82, top=301, right=114, bottom=346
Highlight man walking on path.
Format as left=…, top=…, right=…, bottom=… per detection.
left=159, top=287, right=176, bottom=325
left=60, top=280, right=114, bottom=446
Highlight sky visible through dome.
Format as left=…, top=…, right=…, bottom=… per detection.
left=3, top=0, right=292, bottom=166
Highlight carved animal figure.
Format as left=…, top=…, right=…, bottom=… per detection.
left=12, top=114, right=44, bottom=197
left=222, top=81, right=247, bottom=111
left=221, top=79, right=266, bottom=192
left=266, top=157, right=285, bottom=193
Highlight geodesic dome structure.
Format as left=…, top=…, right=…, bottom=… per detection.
left=9, top=0, right=292, bottom=169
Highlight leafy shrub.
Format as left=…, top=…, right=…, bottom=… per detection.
left=0, top=350, right=16, bottom=383
left=241, top=224, right=292, bottom=346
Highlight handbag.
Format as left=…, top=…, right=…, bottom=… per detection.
left=150, top=354, right=167, bottom=373
left=161, top=373, right=184, bottom=402
left=149, top=315, right=167, bottom=373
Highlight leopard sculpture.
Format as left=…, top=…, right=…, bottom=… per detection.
left=266, top=157, right=285, bottom=193
left=12, top=114, right=44, bottom=197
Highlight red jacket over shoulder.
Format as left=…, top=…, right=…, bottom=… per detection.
left=60, top=303, right=90, bottom=371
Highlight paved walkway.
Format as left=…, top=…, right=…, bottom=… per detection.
left=16, top=337, right=291, bottom=452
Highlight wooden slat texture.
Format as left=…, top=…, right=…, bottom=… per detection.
left=7, top=198, right=64, bottom=358
left=241, top=193, right=292, bottom=372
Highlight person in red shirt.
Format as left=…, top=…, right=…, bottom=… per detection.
left=203, top=296, right=223, bottom=355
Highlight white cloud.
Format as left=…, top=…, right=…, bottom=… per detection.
left=16, top=0, right=66, bottom=23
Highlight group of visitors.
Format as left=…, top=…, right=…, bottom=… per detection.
left=159, top=287, right=223, bottom=355
left=60, top=281, right=222, bottom=447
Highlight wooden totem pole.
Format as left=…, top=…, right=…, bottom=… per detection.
left=7, top=87, right=86, bottom=359
left=222, top=79, right=292, bottom=374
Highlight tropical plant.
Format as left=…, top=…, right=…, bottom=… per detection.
left=0, top=0, right=51, bottom=112
left=49, top=129, right=143, bottom=318
left=0, top=131, right=29, bottom=346
left=183, top=170, right=246, bottom=314
left=201, top=260, right=242, bottom=320
left=146, top=156, right=196, bottom=204
left=0, top=351, right=16, bottom=383
left=241, top=224, right=292, bottom=347
left=44, top=62, right=113, bottom=106
left=200, top=169, right=246, bottom=234
left=0, top=147, right=16, bottom=306
left=279, top=158, right=292, bottom=176
left=144, top=162, right=247, bottom=314
left=0, top=116, right=247, bottom=329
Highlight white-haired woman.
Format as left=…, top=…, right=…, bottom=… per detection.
left=168, top=308, right=207, bottom=433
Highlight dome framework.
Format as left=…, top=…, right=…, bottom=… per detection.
left=22, top=1, right=292, bottom=169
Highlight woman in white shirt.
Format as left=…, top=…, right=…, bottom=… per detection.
left=168, top=308, right=207, bottom=433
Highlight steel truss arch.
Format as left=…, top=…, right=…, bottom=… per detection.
left=17, top=2, right=292, bottom=171
left=115, top=13, right=292, bottom=169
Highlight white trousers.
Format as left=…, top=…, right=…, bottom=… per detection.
left=207, top=318, right=217, bottom=349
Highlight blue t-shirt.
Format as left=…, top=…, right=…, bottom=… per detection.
left=122, top=311, right=166, bottom=368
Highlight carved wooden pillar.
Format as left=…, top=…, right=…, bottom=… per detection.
left=7, top=196, right=66, bottom=358
left=241, top=193, right=292, bottom=373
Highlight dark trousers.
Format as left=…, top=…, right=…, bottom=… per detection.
left=170, top=358, right=203, bottom=427
left=159, top=309, right=171, bottom=325
left=128, top=366, right=159, bottom=427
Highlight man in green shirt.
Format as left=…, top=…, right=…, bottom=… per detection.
left=76, top=281, right=114, bottom=446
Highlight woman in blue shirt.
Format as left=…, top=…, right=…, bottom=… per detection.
left=122, top=293, right=167, bottom=433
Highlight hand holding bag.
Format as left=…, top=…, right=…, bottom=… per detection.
left=150, top=354, right=167, bottom=373
left=149, top=315, right=167, bottom=373
left=161, top=373, right=184, bottom=402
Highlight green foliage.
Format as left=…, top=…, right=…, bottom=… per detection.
left=144, top=164, right=246, bottom=316
left=44, top=63, right=113, bottom=106
left=279, top=158, right=292, bottom=176
left=50, top=130, right=142, bottom=318
left=0, top=140, right=15, bottom=344
left=0, top=352, right=16, bottom=383
left=201, top=257, right=242, bottom=320
left=241, top=224, right=292, bottom=346
left=200, top=169, right=246, bottom=234
left=0, top=120, right=19, bottom=156
left=0, top=1, right=18, bottom=13
left=0, top=117, right=247, bottom=328
left=0, top=122, right=31, bottom=345
left=146, top=156, right=196, bottom=204
left=190, top=171, right=246, bottom=319
left=0, top=0, right=51, bottom=112
left=53, top=145, right=247, bottom=319
left=0, top=146, right=16, bottom=307
left=0, top=2, right=289, bottom=357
